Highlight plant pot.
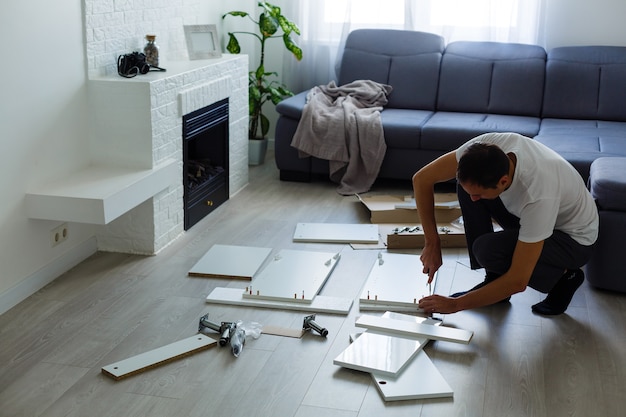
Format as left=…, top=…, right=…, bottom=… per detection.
left=248, top=137, right=268, bottom=165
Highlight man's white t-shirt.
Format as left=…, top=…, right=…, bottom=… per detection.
left=456, top=132, right=599, bottom=246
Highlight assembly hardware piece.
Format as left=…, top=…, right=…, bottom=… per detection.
left=198, top=313, right=236, bottom=346
left=303, top=314, right=328, bottom=337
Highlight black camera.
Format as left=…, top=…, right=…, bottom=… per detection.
left=117, top=52, right=151, bottom=78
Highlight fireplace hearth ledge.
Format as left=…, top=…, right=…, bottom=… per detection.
left=25, top=159, right=178, bottom=224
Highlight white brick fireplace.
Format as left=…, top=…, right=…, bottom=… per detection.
left=27, top=57, right=249, bottom=255
left=89, top=57, right=249, bottom=254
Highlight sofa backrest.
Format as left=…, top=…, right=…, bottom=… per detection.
left=338, top=29, right=445, bottom=110
left=543, top=46, right=626, bottom=121
left=437, top=41, right=546, bottom=117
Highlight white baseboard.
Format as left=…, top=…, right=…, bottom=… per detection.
left=0, top=236, right=98, bottom=315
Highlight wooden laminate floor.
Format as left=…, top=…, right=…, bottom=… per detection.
left=1, top=151, right=625, bottom=417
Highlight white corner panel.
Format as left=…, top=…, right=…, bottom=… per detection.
left=293, top=223, right=379, bottom=243
left=356, top=314, right=473, bottom=344
left=242, top=249, right=341, bottom=303
left=372, top=350, right=453, bottom=401
left=205, top=287, right=353, bottom=315
left=188, top=245, right=272, bottom=280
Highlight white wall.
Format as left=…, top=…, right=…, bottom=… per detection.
left=540, top=0, right=626, bottom=49
left=1, top=0, right=626, bottom=315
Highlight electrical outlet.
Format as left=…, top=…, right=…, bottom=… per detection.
left=50, top=223, right=69, bottom=247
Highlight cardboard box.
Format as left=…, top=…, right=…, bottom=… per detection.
left=357, top=194, right=462, bottom=224
left=380, top=223, right=467, bottom=249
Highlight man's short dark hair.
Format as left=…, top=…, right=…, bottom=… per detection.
left=457, top=143, right=510, bottom=189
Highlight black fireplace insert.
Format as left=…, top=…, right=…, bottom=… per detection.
left=183, top=98, right=229, bottom=230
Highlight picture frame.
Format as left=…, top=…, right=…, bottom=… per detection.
left=184, top=24, right=222, bottom=60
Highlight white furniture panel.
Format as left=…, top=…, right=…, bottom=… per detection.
left=372, top=350, right=453, bottom=401
left=101, top=334, right=217, bottom=380
left=333, top=331, right=426, bottom=377
left=242, top=249, right=340, bottom=303
left=293, top=223, right=379, bottom=243
left=359, top=252, right=434, bottom=310
left=206, top=287, right=352, bottom=315
left=188, top=245, right=272, bottom=280
left=356, top=314, right=473, bottom=344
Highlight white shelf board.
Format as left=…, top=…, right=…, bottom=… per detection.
left=359, top=252, right=435, bottom=309
left=334, top=331, right=426, bottom=377
left=356, top=314, right=473, bottom=344
left=101, top=333, right=217, bottom=380
left=188, top=245, right=272, bottom=280
left=242, top=249, right=341, bottom=303
left=25, top=159, right=178, bottom=224
left=206, top=287, right=353, bottom=315
left=372, top=349, right=453, bottom=401
left=293, top=223, right=379, bottom=243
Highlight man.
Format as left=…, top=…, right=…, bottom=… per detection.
left=415, top=132, right=598, bottom=316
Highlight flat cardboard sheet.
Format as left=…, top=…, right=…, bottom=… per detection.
left=188, top=244, right=272, bottom=279
left=357, top=194, right=461, bottom=224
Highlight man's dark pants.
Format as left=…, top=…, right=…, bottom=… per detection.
left=457, top=184, right=594, bottom=293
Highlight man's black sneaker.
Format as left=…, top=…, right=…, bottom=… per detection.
left=532, top=269, right=584, bottom=316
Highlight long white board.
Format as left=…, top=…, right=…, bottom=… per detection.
left=206, top=287, right=353, bottom=315
left=101, top=334, right=217, bottom=380
left=356, top=314, right=473, bottom=344
left=293, top=223, right=379, bottom=243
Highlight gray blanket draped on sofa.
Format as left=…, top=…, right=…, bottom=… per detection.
left=290, top=79, right=392, bottom=195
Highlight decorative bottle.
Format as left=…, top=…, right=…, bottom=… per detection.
left=144, top=34, right=159, bottom=66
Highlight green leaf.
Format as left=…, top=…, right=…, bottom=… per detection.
left=222, top=11, right=249, bottom=19
left=283, top=34, right=303, bottom=61
left=260, top=113, right=270, bottom=137
left=225, top=33, right=241, bottom=54
left=259, top=12, right=279, bottom=37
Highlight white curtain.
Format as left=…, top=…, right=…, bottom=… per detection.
left=281, top=0, right=544, bottom=92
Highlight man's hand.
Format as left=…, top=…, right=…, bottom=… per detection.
left=418, top=294, right=460, bottom=314
left=420, top=242, right=442, bottom=283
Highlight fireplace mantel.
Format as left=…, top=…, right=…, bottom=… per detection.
left=25, top=55, right=249, bottom=254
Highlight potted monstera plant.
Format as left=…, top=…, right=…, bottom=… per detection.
left=223, top=1, right=303, bottom=165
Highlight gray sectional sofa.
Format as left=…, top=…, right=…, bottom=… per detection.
left=275, top=29, right=626, bottom=184
left=274, top=29, right=626, bottom=293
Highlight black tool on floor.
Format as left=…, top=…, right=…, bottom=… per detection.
left=303, top=314, right=328, bottom=337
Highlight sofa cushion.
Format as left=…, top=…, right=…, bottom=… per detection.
left=535, top=119, right=626, bottom=180
left=380, top=109, right=433, bottom=149
left=589, top=157, right=626, bottom=211
left=543, top=46, right=626, bottom=121
left=338, top=29, right=444, bottom=110
left=437, top=41, right=546, bottom=117
left=420, top=112, right=540, bottom=151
